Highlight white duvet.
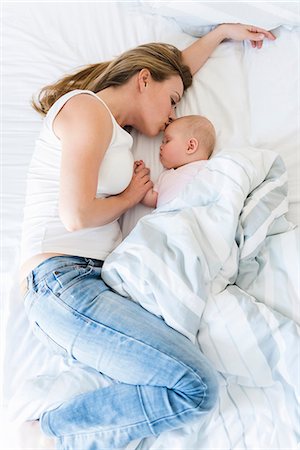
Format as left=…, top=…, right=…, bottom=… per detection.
left=102, top=148, right=295, bottom=341
left=101, top=147, right=300, bottom=448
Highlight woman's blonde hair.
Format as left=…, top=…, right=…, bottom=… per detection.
left=32, top=43, right=192, bottom=116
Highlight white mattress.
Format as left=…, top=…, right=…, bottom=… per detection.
left=1, top=2, right=299, bottom=449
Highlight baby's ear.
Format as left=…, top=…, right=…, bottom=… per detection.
left=186, top=138, right=198, bottom=154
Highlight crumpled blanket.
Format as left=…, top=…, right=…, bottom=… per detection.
left=102, top=147, right=293, bottom=343
left=101, top=147, right=300, bottom=448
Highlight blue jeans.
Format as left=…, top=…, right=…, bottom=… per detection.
left=24, top=255, right=219, bottom=449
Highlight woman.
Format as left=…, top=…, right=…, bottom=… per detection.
left=21, top=24, right=275, bottom=449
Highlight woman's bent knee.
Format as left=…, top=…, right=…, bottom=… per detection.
left=175, top=363, right=219, bottom=414
left=200, top=370, right=219, bottom=412
left=186, top=364, right=219, bottom=413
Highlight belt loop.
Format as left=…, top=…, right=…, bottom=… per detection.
left=87, top=258, right=95, bottom=267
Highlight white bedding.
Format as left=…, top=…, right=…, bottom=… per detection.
left=102, top=148, right=297, bottom=339
left=103, top=147, right=299, bottom=448
left=1, top=2, right=299, bottom=449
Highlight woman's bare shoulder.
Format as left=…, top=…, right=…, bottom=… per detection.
left=53, top=92, right=112, bottom=140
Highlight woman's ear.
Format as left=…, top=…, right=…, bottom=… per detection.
left=186, top=138, right=198, bottom=154
left=138, top=68, right=151, bottom=91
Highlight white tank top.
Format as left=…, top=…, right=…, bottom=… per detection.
left=20, top=90, right=134, bottom=264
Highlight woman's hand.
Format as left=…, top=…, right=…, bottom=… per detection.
left=219, top=23, right=276, bottom=49
left=121, top=160, right=153, bottom=207
left=183, top=22, right=277, bottom=76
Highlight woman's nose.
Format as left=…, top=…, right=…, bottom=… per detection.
left=169, top=109, right=177, bottom=122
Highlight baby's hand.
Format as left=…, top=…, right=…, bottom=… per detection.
left=121, top=160, right=153, bottom=207
left=134, top=160, right=144, bottom=172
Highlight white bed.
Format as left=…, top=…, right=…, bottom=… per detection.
left=1, top=2, right=300, bottom=449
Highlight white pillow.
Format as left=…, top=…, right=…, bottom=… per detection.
left=139, top=1, right=300, bottom=35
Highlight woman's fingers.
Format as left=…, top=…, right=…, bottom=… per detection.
left=248, top=26, right=276, bottom=40
left=247, top=26, right=276, bottom=48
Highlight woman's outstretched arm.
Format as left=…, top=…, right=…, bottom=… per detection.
left=182, top=23, right=276, bottom=76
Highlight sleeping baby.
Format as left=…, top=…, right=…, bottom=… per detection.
left=138, top=115, right=216, bottom=208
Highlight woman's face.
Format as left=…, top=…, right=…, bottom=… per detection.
left=138, top=74, right=184, bottom=137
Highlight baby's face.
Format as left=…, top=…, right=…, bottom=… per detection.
left=159, top=123, right=187, bottom=169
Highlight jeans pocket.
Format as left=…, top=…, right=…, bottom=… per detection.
left=48, top=264, right=95, bottom=296
left=31, top=321, right=68, bottom=358
left=44, top=262, right=109, bottom=314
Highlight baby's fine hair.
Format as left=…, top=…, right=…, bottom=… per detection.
left=176, top=115, right=216, bottom=157
left=32, top=43, right=192, bottom=116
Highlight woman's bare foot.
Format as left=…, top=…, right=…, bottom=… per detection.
left=16, top=420, right=56, bottom=449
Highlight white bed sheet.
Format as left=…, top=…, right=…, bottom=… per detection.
left=1, top=2, right=299, bottom=449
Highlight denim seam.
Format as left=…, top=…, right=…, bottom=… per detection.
left=136, top=384, right=206, bottom=432
left=55, top=417, right=152, bottom=438
left=54, top=396, right=207, bottom=440
left=147, top=391, right=207, bottom=429
left=45, top=286, right=207, bottom=392
left=33, top=322, right=69, bottom=357
left=136, top=385, right=155, bottom=435
left=40, top=409, right=57, bottom=437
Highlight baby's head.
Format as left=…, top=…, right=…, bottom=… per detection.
left=160, top=115, right=215, bottom=169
